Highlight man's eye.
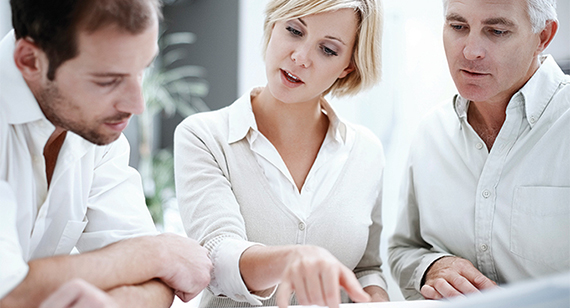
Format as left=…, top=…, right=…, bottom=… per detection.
left=96, top=79, right=119, bottom=87
left=492, top=29, right=508, bottom=36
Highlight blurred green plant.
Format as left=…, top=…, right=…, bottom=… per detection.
left=140, top=30, right=209, bottom=225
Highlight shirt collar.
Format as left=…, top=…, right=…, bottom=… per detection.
left=227, top=88, right=348, bottom=145
left=0, top=30, right=46, bottom=125
left=453, top=55, right=567, bottom=128
left=519, top=55, right=567, bottom=128
left=228, top=88, right=260, bottom=144
left=320, top=96, right=348, bottom=144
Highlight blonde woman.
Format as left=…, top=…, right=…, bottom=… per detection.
left=174, top=0, right=387, bottom=307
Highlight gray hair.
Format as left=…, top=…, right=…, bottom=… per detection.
left=442, top=0, right=557, bottom=33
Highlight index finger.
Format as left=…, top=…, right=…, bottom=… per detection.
left=338, top=266, right=370, bottom=303
left=276, top=280, right=293, bottom=308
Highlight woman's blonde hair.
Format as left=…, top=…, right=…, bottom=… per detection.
left=262, top=0, right=383, bottom=97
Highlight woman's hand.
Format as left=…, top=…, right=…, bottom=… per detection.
left=275, top=246, right=370, bottom=308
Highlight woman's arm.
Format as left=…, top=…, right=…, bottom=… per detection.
left=241, top=245, right=371, bottom=308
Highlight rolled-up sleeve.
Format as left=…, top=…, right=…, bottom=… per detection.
left=0, top=181, right=29, bottom=298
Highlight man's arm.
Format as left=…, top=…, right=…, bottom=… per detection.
left=388, top=156, right=497, bottom=300
left=387, top=158, right=453, bottom=300
left=1, top=234, right=211, bottom=308
left=38, top=278, right=173, bottom=308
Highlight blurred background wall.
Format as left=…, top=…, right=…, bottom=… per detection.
left=1, top=0, right=569, bottom=302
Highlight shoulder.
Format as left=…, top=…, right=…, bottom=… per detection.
left=175, top=105, right=232, bottom=141
left=350, top=123, right=383, bottom=152
left=344, top=123, right=385, bottom=170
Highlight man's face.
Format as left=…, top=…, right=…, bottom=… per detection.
left=443, top=0, right=543, bottom=105
left=37, top=20, right=159, bottom=145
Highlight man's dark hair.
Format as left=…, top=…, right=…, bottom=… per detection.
left=10, top=0, right=162, bottom=80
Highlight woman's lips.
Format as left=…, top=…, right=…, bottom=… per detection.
left=280, top=69, right=304, bottom=87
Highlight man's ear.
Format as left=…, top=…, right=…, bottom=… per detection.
left=535, top=20, right=558, bottom=56
left=13, top=38, right=48, bottom=82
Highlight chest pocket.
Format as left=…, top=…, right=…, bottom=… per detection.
left=510, top=186, right=570, bottom=268
left=54, top=218, right=88, bottom=255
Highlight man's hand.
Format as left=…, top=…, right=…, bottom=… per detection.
left=275, top=246, right=371, bottom=308
left=39, top=279, right=118, bottom=308
left=155, top=233, right=212, bottom=302
left=421, top=256, right=498, bottom=299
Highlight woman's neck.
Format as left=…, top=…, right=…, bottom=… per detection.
left=252, top=87, right=328, bottom=143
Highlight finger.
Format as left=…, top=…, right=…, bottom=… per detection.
left=303, top=268, right=326, bottom=306
left=174, top=290, right=193, bottom=302
left=287, top=267, right=310, bottom=305
left=470, top=272, right=498, bottom=290
left=448, top=274, right=480, bottom=295
left=431, top=277, right=464, bottom=298
left=276, top=281, right=293, bottom=308
left=320, top=269, right=341, bottom=308
left=40, top=281, right=83, bottom=308
left=420, top=284, right=443, bottom=300
left=338, top=267, right=370, bottom=303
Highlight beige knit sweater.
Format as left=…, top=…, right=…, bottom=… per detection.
left=174, top=93, right=387, bottom=307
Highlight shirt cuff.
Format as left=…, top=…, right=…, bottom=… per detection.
left=0, top=258, right=28, bottom=299
left=209, top=238, right=276, bottom=305
left=357, top=272, right=388, bottom=291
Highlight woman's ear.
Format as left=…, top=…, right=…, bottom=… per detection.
left=338, top=61, right=355, bottom=79
left=13, top=38, right=47, bottom=82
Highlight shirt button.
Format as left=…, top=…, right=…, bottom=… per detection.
left=476, top=143, right=484, bottom=150
left=482, top=190, right=491, bottom=198
left=298, top=222, right=306, bottom=231
left=480, top=244, right=489, bottom=252
left=529, top=116, right=536, bottom=124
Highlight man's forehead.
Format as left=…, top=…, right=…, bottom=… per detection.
left=445, top=0, right=528, bottom=25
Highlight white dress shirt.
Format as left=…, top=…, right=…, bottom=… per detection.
left=244, top=88, right=355, bottom=220
left=0, top=31, right=156, bottom=298
left=174, top=88, right=387, bottom=307
left=388, top=55, right=570, bottom=300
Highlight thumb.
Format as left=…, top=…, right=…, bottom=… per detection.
left=339, top=267, right=370, bottom=303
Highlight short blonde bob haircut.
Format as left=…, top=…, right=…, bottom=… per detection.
left=262, top=0, right=383, bottom=97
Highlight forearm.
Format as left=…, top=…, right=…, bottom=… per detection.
left=108, top=279, right=174, bottom=308
left=1, top=236, right=164, bottom=308
left=363, top=285, right=389, bottom=302
left=239, top=245, right=297, bottom=292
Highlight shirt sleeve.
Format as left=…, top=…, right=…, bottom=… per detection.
left=0, top=181, right=29, bottom=299
left=76, top=134, right=157, bottom=253
left=174, top=118, right=273, bottom=305
left=387, top=154, right=452, bottom=300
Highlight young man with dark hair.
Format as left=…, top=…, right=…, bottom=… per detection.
left=0, top=1, right=211, bottom=307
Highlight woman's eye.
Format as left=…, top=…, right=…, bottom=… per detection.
left=286, top=26, right=302, bottom=37
left=321, top=46, right=338, bottom=56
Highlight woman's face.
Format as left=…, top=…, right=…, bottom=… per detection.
left=264, top=8, right=358, bottom=105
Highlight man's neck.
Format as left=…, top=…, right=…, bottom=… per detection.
left=467, top=100, right=507, bottom=151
